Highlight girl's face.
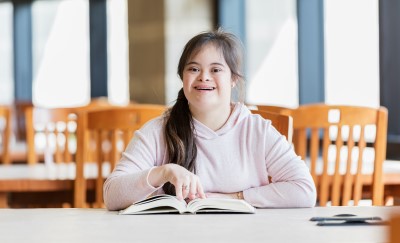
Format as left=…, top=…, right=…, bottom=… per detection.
left=182, top=44, right=234, bottom=113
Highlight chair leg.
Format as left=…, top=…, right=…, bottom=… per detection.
left=0, top=193, right=8, bottom=208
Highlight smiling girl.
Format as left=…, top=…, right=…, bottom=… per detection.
left=103, top=29, right=316, bottom=210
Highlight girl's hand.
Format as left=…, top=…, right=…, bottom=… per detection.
left=148, top=164, right=206, bottom=201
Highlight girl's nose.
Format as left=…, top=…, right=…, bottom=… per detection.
left=198, top=71, right=210, bottom=81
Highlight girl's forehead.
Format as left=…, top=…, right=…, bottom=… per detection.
left=188, top=43, right=224, bottom=61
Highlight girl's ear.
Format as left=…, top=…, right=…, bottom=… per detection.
left=231, top=80, right=237, bottom=88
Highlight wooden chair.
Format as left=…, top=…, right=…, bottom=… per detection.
left=1, top=103, right=123, bottom=208
left=281, top=104, right=388, bottom=206
left=0, top=106, right=85, bottom=207
left=390, top=214, right=400, bottom=243
left=25, top=101, right=119, bottom=165
left=250, top=109, right=293, bottom=143
left=0, top=106, right=11, bottom=164
left=74, top=104, right=166, bottom=208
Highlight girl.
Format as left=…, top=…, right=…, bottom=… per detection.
left=103, top=29, right=316, bottom=210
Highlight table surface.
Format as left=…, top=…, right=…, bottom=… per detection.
left=0, top=206, right=399, bottom=243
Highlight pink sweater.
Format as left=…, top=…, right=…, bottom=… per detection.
left=103, top=103, right=316, bottom=210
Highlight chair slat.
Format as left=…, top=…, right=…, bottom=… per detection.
left=331, top=126, right=343, bottom=206
left=95, top=130, right=103, bottom=208
left=342, top=126, right=354, bottom=205
left=64, top=127, right=71, bottom=163
left=25, top=108, right=36, bottom=165
left=54, top=129, right=62, bottom=163
left=0, top=106, right=11, bottom=164
left=296, top=129, right=307, bottom=160
left=309, top=128, right=319, bottom=184
left=319, top=128, right=330, bottom=206
left=353, top=126, right=366, bottom=205
left=110, top=130, right=118, bottom=171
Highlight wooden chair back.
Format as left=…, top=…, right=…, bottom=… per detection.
left=0, top=106, right=11, bottom=164
left=25, top=107, right=78, bottom=165
left=24, top=99, right=126, bottom=165
left=283, top=104, right=388, bottom=206
left=254, top=104, right=294, bottom=114
left=250, top=109, right=293, bottom=143
left=75, top=104, right=166, bottom=208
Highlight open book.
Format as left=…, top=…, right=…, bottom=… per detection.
left=119, top=194, right=256, bottom=215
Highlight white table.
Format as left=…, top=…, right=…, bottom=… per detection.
left=0, top=206, right=399, bottom=243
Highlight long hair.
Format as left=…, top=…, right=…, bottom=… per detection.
left=163, top=28, right=245, bottom=195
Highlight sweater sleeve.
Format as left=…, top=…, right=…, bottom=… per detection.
left=243, top=124, right=317, bottom=208
left=103, top=120, right=164, bottom=211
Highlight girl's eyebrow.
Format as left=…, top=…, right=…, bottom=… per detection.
left=186, top=61, right=225, bottom=66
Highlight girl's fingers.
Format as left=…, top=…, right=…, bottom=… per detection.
left=175, top=182, right=184, bottom=201
left=188, top=180, right=197, bottom=200
left=196, top=181, right=206, bottom=199
left=181, top=176, right=191, bottom=199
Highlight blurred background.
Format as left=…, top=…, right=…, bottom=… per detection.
left=0, top=0, right=399, bottom=157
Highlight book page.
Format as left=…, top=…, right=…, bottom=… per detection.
left=119, top=195, right=188, bottom=214
left=187, top=198, right=255, bottom=213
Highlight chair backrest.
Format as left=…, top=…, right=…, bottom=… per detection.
left=254, top=104, right=294, bottom=114
left=24, top=100, right=124, bottom=165
left=74, top=104, right=166, bottom=208
left=282, top=104, right=388, bottom=206
left=250, top=109, right=293, bottom=143
left=25, top=107, right=78, bottom=165
left=0, top=106, right=11, bottom=164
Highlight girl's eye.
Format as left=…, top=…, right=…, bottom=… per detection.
left=212, top=68, right=222, bottom=73
left=188, top=67, right=199, bottom=72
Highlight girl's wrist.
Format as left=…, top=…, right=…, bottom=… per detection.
left=148, top=166, right=167, bottom=188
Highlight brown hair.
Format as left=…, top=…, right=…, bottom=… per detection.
left=163, top=28, right=245, bottom=195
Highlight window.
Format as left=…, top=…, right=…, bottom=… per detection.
left=246, top=0, right=298, bottom=107
left=324, top=0, right=380, bottom=107
left=0, top=2, right=13, bottom=105
left=107, top=0, right=129, bottom=105
left=32, top=0, right=90, bottom=108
